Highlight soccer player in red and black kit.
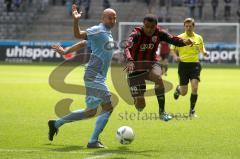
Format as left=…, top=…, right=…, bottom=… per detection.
left=124, top=14, right=194, bottom=121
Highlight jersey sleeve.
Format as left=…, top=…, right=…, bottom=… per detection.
left=124, top=29, right=139, bottom=61
left=86, top=25, right=101, bottom=41
left=158, top=29, right=186, bottom=47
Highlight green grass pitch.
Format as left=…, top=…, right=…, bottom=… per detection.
left=0, top=64, right=239, bottom=159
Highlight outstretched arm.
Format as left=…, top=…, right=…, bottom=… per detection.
left=159, top=30, right=194, bottom=47
left=72, top=4, right=87, bottom=39
left=51, top=40, right=87, bottom=55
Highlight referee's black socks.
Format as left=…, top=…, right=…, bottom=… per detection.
left=190, top=94, right=198, bottom=111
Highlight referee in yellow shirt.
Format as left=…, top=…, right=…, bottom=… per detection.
left=170, top=18, right=209, bottom=118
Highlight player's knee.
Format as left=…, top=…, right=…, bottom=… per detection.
left=150, top=72, right=162, bottom=83
left=102, top=102, right=114, bottom=112
left=134, top=97, right=146, bottom=112
left=156, top=79, right=163, bottom=85
left=107, top=106, right=114, bottom=113
left=181, top=90, right=188, bottom=96
left=155, top=78, right=164, bottom=88
left=191, top=83, right=198, bottom=92
left=192, top=87, right=198, bottom=94
left=85, top=109, right=97, bottom=117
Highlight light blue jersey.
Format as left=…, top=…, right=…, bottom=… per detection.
left=84, top=23, right=114, bottom=108
left=86, top=23, right=114, bottom=78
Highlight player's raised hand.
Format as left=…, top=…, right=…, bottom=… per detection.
left=72, top=4, right=82, bottom=20
left=124, top=61, right=135, bottom=73
left=51, top=45, right=65, bottom=55
left=183, top=38, right=195, bottom=46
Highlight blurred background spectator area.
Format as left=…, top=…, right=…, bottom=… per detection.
left=0, top=0, right=239, bottom=41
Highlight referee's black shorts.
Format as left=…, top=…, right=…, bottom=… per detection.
left=178, top=62, right=202, bottom=86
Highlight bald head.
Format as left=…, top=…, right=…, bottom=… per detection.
left=103, top=8, right=117, bottom=17
left=102, top=8, right=117, bottom=28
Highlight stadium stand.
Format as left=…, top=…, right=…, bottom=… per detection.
left=0, top=0, right=239, bottom=40
left=0, top=0, right=43, bottom=39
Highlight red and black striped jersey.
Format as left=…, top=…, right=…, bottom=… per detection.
left=124, top=26, right=186, bottom=62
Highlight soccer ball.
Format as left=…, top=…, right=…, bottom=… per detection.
left=116, top=126, right=135, bottom=145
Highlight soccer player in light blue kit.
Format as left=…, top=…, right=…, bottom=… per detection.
left=48, top=4, right=117, bottom=148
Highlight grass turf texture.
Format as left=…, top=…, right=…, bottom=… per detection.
left=0, top=64, right=239, bottom=159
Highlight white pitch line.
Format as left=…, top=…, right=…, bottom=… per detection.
left=0, top=149, right=91, bottom=154
left=0, top=149, right=40, bottom=153
left=83, top=153, right=113, bottom=159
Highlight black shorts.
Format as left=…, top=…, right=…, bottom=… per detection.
left=127, top=71, right=148, bottom=97
left=127, top=62, right=162, bottom=97
left=178, top=62, right=201, bottom=86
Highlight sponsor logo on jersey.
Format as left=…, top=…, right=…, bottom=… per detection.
left=140, top=43, right=154, bottom=50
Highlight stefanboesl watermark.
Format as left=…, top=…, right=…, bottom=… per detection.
left=118, top=111, right=192, bottom=121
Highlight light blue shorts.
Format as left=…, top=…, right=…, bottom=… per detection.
left=84, top=82, right=111, bottom=109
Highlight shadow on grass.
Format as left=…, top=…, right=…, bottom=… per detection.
left=42, top=144, right=156, bottom=157
left=42, top=143, right=84, bottom=152
left=87, top=146, right=157, bottom=158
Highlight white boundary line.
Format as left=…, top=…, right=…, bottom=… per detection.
left=0, top=148, right=90, bottom=154
left=0, top=148, right=114, bottom=159
left=83, top=153, right=113, bottom=159
left=0, top=149, right=40, bottom=153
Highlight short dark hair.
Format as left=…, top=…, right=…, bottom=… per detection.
left=143, top=14, right=158, bottom=25
left=184, top=18, right=195, bottom=26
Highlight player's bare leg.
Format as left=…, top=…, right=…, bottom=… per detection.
left=180, top=85, right=188, bottom=96
left=134, top=96, right=146, bottom=112
left=174, top=85, right=188, bottom=100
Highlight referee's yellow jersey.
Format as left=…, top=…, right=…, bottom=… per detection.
left=171, top=32, right=205, bottom=62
